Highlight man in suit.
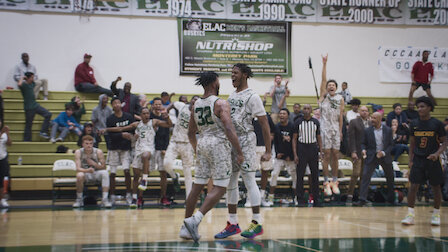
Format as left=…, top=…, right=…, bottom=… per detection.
left=358, top=112, right=395, bottom=206
left=346, top=106, right=370, bottom=205
left=110, top=76, right=142, bottom=120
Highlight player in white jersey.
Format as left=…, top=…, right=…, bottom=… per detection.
left=164, top=96, right=200, bottom=198
left=105, top=107, right=172, bottom=208
left=318, top=54, right=344, bottom=196
left=215, top=63, right=272, bottom=240
left=181, top=72, right=243, bottom=243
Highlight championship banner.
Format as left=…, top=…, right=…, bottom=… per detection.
left=378, top=46, right=448, bottom=83
left=178, top=18, right=292, bottom=76
left=0, top=0, right=28, bottom=10
left=406, top=0, right=448, bottom=26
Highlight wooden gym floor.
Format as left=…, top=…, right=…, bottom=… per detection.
left=0, top=203, right=447, bottom=251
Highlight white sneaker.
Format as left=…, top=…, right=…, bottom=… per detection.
left=110, top=195, right=116, bottom=205
left=267, top=195, right=274, bottom=206
left=401, top=213, right=415, bottom=225
left=126, top=194, right=133, bottom=205
left=1, top=199, right=9, bottom=208
left=179, top=224, right=201, bottom=240
left=244, top=201, right=251, bottom=208
left=101, top=198, right=112, bottom=208
left=431, top=213, right=440, bottom=226
left=330, top=181, right=340, bottom=195
left=392, top=161, right=400, bottom=171
left=73, top=198, right=83, bottom=208
left=261, top=199, right=271, bottom=207
left=324, top=182, right=332, bottom=196
left=184, top=216, right=201, bottom=242
left=50, top=138, right=56, bottom=143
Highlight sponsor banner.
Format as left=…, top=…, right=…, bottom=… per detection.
left=0, top=0, right=28, bottom=10
left=28, top=0, right=132, bottom=15
left=378, top=46, right=448, bottom=83
left=316, top=0, right=406, bottom=24
left=178, top=18, right=292, bottom=76
left=227, top=1, right=317, bottom=22
left=406, top=0, right=448, bottom=26
left=28, top=0, right=72, bottom=13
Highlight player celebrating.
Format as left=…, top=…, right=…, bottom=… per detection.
left=164, top=96, right=200, bottom=198
left=181, top=71, right=243, bottom=243
left=215, top=63, right=272, bottom=239
left=401, top=96, right=447, bottom=226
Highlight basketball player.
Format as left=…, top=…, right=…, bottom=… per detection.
left=215, top=63, right=271, bottom=239
left=401, top=96, right=447, bottom=226
left=181, top=71, right=243, bottom=243
left=164, top=95, right=200, bottom=198
left=106, top=107, right=172, bottom=208
left=319, top=54, right=344, bottom=197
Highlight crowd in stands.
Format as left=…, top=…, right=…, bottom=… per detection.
left=0, top=52, right=446, bottom=230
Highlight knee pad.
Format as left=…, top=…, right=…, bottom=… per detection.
left=242, top=172, right=260, bottom=206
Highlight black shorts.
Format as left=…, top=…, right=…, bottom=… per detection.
left=412, top=82, right=431, bottom=91
left=409, top=155, right=443, bottom=186
left=0, top=156, right=10, bottom=188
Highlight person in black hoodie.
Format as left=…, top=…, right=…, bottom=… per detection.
left=77, top=122, right=101, bottom=148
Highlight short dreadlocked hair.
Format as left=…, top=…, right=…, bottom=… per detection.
left=233, top=63, right=254, bottom=79
left=195, top=71, right=219, bottom=87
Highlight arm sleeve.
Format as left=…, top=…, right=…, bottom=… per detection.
left=248, top=94, right=266, bottom=117
left=110, top=82, right=119, bottom=95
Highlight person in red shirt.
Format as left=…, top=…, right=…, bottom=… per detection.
left=74, top=54, right=113, bottom=96
left=409, top=50, right=436, bottom=105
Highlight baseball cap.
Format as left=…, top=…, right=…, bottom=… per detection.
left=84, top=53, right=92, bottom=58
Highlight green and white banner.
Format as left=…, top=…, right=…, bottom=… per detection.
left=1, top=0, right=447, bottom=26
left=178, top=18, right=292, bottom=76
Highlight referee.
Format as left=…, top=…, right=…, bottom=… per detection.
left=292, top=104, right=322, bottom=207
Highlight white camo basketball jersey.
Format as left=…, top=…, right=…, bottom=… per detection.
left=228, top=88, right=266, bottom=135
left=171, top=102, right=190, bottom=143
left=193, top=96, right=226, bottom=139
left=134, top=120, right=156, bottom=153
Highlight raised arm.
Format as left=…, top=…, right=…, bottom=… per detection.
left=319, top=54, right=328, bottom=103
left=153, top=116, right=173, bottom=128
left=339, top=98, right=345, bottom=139
left=110, top=76, right=121, bottom=95
left=216, top=99, right=243, bottom=164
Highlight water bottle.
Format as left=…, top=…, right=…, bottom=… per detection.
left=18, top=155, right=23, bottom=166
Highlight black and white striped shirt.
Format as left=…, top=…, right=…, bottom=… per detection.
left=294, top=117, right=320, bottom=144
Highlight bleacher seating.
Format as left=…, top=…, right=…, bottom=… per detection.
left=2, top=89, right=447, bottom=196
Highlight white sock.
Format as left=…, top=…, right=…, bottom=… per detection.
left=229, top=213, right=238, bottom=225
left=253, top=213, right=262, bottom=224
left=126, top=192, right=132, bottom=198
left=143, top=174, right=148, bottom=180
left=102, top=192, right=108, bottom=200
left=77, top=192, right=83, bottom=199
left=433, top=208, right=440, bottom=215
left=132, top=193, right=137, bottom=200
left=193, top=211, right=204, bottom=222
left=408, top=207, right=415, bottom=215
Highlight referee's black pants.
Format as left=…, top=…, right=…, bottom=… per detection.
left=296, top=143, right=320, bottom=204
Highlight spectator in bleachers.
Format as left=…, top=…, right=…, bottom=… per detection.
left=267, top=109, right=297, bottom=205
left=74, top=53, right=113, bottom=96
left=150, top=98, right=174, bottom=206
left=339, top=82, right=352, bottom=105
left=110, top=77, right=141, bottom=120
left=0, top=122, right=12, bottom=208
left=319, top=54, right=344, bottom=197
left=293, top=104, right=322, bottom=207
left=409, top=50, right=436, bottom=105
left=269, top=74, right=290, bottom=124
left=312, top=108, right=320, bottom=120
left=346, top=98, right=361, bottom=123
left=91, top=94, right=112, bottom=147
left=66, top=96, right=86, bottom=124
left=139, top=94, right=149, bottom=109
left=13, top=53, right=48, bottom=100
left=77, top=122, right=101, bottom=148
left=347, top=105, right=371, bottom=206
left=50, top=104, right=82, bottom=143
left=404, top=101, right=419, bottom=123
left=391, top=119, right=409, bottom=165
left=358, top=112, right=395, bottom=206
left=289, top=103, right=303, bottom=124
left=106, top=97, right=135, bottom=206
left=73, top=135, right=111, bottom=208
left=18, top=72, right=52, bottom=141
left=386, top=103, right=408, bottom=128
